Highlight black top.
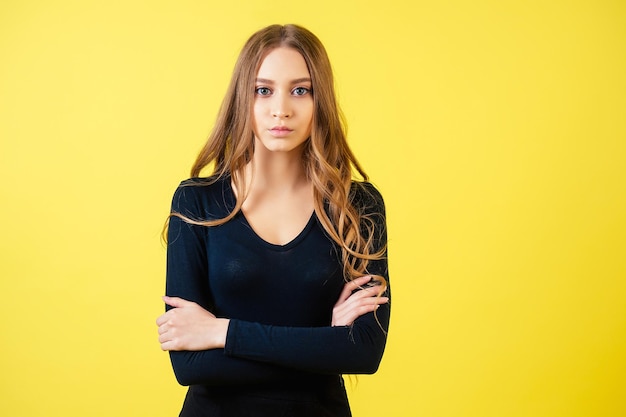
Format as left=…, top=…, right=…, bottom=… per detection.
left=165, top=175, right=390, bottom=416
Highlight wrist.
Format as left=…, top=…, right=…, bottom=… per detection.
left=216, top=318, right=230, bottom=348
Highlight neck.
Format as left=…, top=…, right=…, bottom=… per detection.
left=248, top=145, right=308, bottom=191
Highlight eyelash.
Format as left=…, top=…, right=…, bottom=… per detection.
left=254, top=87, right=312, bottom=96
left=255, top=87, right=272, bottom=96
left=292, top=87, right=311, bottom=96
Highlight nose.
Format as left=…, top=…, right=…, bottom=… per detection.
left=272, top=94, right=292, bottom=118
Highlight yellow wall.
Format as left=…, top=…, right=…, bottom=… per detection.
left=1, top=1, right=625, bottom=416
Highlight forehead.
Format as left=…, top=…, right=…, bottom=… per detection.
left=256, top=47, right=310, bottom=80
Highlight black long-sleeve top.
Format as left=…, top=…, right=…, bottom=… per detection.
left=165, top=175, right=390, bottom=416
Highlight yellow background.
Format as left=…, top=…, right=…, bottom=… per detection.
left=1, top=0, right=625, bottom=416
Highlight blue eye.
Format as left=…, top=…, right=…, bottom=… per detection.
left=255, top=87, right=271, bottom=96
left=292, top=87, right=310, bottom=96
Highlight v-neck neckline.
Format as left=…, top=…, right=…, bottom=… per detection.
left=224, top=178, right=316, bottom=251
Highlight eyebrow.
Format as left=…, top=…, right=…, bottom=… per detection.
left=255, top=77, right=312, bottom=85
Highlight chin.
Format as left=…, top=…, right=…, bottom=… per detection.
left=258, top=138, right=307, bottom=154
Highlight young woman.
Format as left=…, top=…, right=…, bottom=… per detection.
left=156, top=24, right=390, bottom=416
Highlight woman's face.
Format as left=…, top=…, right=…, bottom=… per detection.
left=252, top=47, right=314, bottom=155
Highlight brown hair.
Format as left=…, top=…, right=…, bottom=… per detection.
left=176, top=24, right=385, bottom=288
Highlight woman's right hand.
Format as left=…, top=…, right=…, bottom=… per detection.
left=332, top=275, right=389, bottom=326
left=157, top=296, right=230, bottom=351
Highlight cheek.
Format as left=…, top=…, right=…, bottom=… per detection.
left=252, top=101, right=261, bottom=118
left=304, top=102, right=314, bottom=126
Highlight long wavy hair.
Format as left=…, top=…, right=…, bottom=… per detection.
left=175, top=24, right=386, bottom=287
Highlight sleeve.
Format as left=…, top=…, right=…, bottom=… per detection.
left=165, top=183, right=312, bottom=386
left=223, top=182, right=390, bottom=375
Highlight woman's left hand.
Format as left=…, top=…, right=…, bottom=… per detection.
left=332, top=276, right=389, bottom=327
left=156, top=296, right=230, bottom=351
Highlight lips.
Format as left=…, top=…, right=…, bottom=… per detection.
left=268, top=126, right=293, bottom=137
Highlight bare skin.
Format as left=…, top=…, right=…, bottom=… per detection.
left=157, top=280, right=389, bottom=351
left=242, top=46, right=315, bottom=246
left=156, top=47, right=388, bottom=352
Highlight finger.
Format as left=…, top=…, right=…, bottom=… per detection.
left=335, top=276, right=372, bottom=306
left=161, top=340, right=185, bottom=352
left=335, top=285, right=354, bottom=307
left=333, top=303, right=379, bottom=327
left=348, top=293, right=389, bottom=304
left=334, top=294, right=389, bottom=320
left=348, top=275, right=373, bottom=291
left=160, top=340, right=176, bottom=351
left=156, top=308, right=176, bottom=326
left=360, top=280, right=388, bottom=296
left=162, top=296, right=194, bottom=308
left=159, top=325, right=179, bottom=342
left=339, top=296, right=389, bottom=316
left=344, top=299, right=387, bottom=320
left=334, top=289, right=386, bottom=317
left=346, top=286, right=387, bottom=303
left=156, top=313, right=168, bottom=326
left=157, top=324, right=168, bottom=335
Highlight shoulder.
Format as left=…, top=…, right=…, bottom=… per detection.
left=178, top=174, right=226, bottom=188
left=350, top=181, right=385, bottom=214
left=170, top=175, right=233, bottom=219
